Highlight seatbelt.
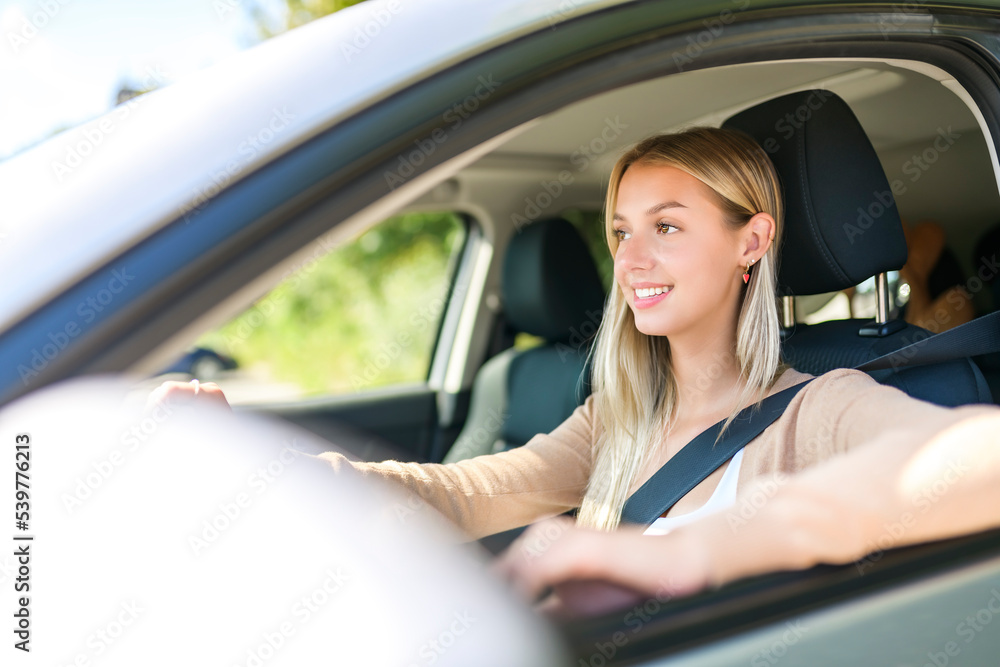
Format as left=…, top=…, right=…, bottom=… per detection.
left=854, top=309, right=1000, bottom=372
left=620, top=310, right=1000, bottom=526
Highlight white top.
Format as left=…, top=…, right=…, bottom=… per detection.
left=641, top=447, right=745, bottom=536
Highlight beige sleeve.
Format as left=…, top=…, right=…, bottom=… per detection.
left=819, top=368, right=998, bottom=453
left=317, top=394, right=598, bottom=540
left=742, top=368, right=999, bottom=484
left=790, top=367, right=1000, bottom=465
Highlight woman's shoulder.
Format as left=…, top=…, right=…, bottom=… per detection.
left=773, top=365, right=879, bottom=395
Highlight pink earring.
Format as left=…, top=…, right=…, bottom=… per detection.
left=742, top=259, right=754, bottom=284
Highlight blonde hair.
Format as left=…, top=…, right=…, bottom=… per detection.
left=576, top=127, right=789, bottom=531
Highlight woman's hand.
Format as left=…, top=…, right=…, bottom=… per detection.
left=493, top=516, right=714, bottom=618
left=146, top=379, right=232, bottom=412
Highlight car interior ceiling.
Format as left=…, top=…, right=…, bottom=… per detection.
left=418, top=56, right=1000, bottom=461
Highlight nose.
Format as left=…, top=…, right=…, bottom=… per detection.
left=615, top=233, right=654, bottom=275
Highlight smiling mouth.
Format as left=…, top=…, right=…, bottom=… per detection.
left=634, top=286, right=672, bottom=299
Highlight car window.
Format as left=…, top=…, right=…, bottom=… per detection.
left=797, top=272, right=906, bottom=325
left=170, top=212, right=467, bottom=403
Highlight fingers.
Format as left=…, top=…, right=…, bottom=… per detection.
left=493, top=516, right=581, bottom=602
left=544, top=580, right=648, bottom=619
left=493, top=517, right=714, bottom=618
left=146, top=379, right=232, bottom=412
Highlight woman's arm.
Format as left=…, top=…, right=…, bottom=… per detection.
left=496, top=405, right=1000, bottom=616
left=148, top=379, right=597, bottom=540
left=316, top=398, right=595, bottom=540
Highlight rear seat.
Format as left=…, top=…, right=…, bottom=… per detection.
left=972, top=222, right=1000, bottom=403
left=443, top=217, right=605, bottom=463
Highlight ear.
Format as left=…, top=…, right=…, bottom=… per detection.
left=740, top=212, right=776, bottom=264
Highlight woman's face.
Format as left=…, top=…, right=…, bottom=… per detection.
left=612, top=162, right=748, bottom=339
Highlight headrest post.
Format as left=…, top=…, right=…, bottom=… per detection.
left=781, top=296, right=796, bottom=329
left=875, top=272, right=890, bottom=325
left=859, top=271, right=906, bottom=337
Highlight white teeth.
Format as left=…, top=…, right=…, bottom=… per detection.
left=635, top=286, right=671, bottom=299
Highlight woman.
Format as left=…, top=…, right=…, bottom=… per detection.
left=153, top=128, right=1000, bottom=616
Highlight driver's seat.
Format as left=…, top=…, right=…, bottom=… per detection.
left=723, top=89, right=991, bottom=405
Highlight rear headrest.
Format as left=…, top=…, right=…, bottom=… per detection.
left=723, top=89, right=908, bottom=296
left=502, top=218, right=605, bottom=342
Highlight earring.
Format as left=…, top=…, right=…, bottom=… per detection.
left=742, top=259, right=754, bottom=284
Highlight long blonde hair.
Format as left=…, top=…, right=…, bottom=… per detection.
left=576, top=127, right=789, bottom=531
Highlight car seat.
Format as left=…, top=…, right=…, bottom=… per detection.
left=443, top=217, right=605, bottom=462
left=972, top=222, right=1000, bottom=400
left=723, top=89, right=991, bottom=406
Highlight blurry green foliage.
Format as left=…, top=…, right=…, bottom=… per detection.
left=198, top=212, right=466, bottom=396
left=251, top=0, right=368, bottom=39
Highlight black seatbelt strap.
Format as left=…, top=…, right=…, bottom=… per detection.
left=854, top=309, right=1000, bottom=372
left=619, top=379, right=814, bottom=526
left=620, top=310, right=1000, bottom=527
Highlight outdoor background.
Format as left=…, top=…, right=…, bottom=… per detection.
left=3, top=0, right=614, bottom=400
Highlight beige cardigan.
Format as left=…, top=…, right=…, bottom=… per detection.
left=318, top=367, right=1000, bottom=540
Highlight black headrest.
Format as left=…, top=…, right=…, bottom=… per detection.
left=502, top=218, right=605, bottom=342
left=723, top=89, right=908, bottom=296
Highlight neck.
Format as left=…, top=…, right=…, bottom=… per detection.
left=669, top=337, right=745, bottom=420
left=665, top=299, right=748, bottom=420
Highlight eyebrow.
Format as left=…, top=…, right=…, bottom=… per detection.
left=613, top=200, right=688, bottom=222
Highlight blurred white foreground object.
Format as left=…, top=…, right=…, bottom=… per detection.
left=1, top=377, right=568, bottom=666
